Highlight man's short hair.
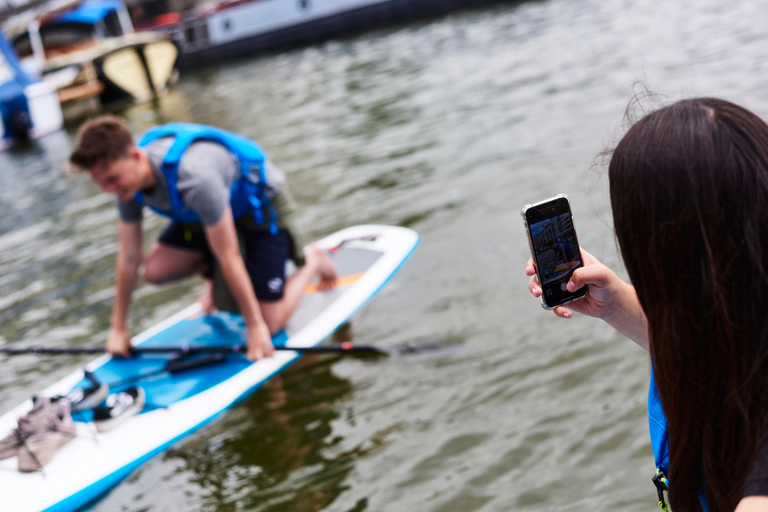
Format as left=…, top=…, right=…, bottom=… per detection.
left=69, top=115, right=134, bottom=171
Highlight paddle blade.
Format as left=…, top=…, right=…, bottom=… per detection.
left=391, top=338, right=463, bottom=356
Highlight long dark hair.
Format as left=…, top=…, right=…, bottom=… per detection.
left=609, top=98, right=768, bottom=511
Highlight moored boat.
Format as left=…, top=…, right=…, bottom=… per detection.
left=5, top=0, right=179, bottom=121
left=134, top=0, right=509, bottom=67
left=0, top=26, right=62, bottom=148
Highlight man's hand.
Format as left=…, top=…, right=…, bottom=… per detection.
left=246, top=322, right=275, bottom=361
left=106, top=326, right=132, bottom=357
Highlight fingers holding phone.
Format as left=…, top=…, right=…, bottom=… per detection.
left=526, top=255, right=577, bottom=318
left=525, top=244, right=634, bottom=322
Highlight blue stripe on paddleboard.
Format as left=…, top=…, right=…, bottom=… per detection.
left=44, top=234, right=419, bottom=512
left=44, top=355, right=299, bottom=512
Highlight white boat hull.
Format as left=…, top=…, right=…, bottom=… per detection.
left=171, top=0, right=504, bottom=65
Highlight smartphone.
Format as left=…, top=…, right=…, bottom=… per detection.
left=521, top=194, right=587, bottom=309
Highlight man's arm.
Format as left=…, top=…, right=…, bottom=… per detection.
left=204, top=207, right=274, bottom=360
left=108, top=220, right=143, bottom=355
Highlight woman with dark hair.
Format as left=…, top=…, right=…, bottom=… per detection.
left=526, top=98, right=768, bottom=511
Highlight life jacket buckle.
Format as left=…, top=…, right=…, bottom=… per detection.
left=652, top=469, right=669, bottom=511
left=248, top=164, right=261, bottom=183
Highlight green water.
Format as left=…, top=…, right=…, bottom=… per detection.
left=2, top=0, right=768, bottom=509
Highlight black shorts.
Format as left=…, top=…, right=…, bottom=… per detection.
left=158, top=222, right=290, bottom=302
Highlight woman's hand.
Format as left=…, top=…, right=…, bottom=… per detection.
left=526, top=248, right=619, bottom=318
left=526, top=248, right=649, bottom=350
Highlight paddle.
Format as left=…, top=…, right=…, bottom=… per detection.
left=0, top=339, right=448, bottom=357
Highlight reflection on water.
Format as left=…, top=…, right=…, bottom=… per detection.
left=97, top=326, right=394, bottom=512
left=2, top=0, right=768, bottom=510
left=166, top=355, right=364, bottom=512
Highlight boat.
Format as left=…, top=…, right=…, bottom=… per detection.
left=136, top=0, right=508, bottom=67
left=5, top=0, right=179, bottom=121
left=0, top=224, right=419, bottom=512
left=0, top=24, right=62, bottom=148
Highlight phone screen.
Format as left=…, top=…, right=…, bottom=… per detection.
left=524, top=196, right=586, bottom=308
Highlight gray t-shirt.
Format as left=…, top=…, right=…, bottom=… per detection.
left=118, top=138, right=285, bottom=226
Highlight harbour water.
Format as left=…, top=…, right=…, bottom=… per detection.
left=2, top=0, right=768, bottom=509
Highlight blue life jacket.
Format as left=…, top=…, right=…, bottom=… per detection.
left=134, top=123, right=278, bottom=234
left=649, top=370, right=708, bottom=511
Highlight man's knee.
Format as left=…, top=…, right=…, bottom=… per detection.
left=143, top=245, right=205, bottom=284
left=259, top=302, right=285, bottom=335
left=142, top=262, right=168, bottom=285
left=265, top=313, right=284, bottom=336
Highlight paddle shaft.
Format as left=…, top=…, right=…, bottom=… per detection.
left=0, top=343, right=388, bottom=356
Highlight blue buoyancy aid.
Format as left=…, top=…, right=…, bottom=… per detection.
left=134, top=123, right=278, bottom=233
left=649, top=370, right=709, bottom=511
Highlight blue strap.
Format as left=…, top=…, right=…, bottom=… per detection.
left=265, top=197, right=278, bottom=235
left=161, top=131, right=198, bottom=215
left=244, top=181, right=264, bottom=226
left=649, top=369, right=670, bottom=474
left=247, top=161, right=278, bottom=234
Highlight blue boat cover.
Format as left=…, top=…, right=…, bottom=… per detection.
left=55, top=0, right=123, bottom=25
left=0, top=31, right=36, bottom=140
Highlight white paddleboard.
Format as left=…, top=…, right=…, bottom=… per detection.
left=0, top=224, right=419, bottom=512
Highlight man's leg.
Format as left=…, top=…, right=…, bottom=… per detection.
left=143, top=243, right=209, bottom=284
left=146, top=242, right=218, bottom=314
left=259, top=244, right=337, bottom=333
left=241, top=229, right=337, bottom=334
left=143, top=223, right=214, bottom=311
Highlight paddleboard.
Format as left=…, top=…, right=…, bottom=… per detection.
left=0, top=224, right=419, bottom=512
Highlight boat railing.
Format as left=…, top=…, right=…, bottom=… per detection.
left=162, top=17, right=209, bottom=53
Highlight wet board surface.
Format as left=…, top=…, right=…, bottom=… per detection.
left=0, top=225, right=419, bottom=512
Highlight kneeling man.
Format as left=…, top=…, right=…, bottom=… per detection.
left=69, top=116, right=337, bottom=360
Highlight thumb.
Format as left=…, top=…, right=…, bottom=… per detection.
left=567, top=264, right=612, bottom=292
left=248, top=346, right=264, bottom=362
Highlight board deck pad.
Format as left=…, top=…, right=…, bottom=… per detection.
left=286, top=247, right=382, bottom=332
left=0, top=225, right=418, bottom=512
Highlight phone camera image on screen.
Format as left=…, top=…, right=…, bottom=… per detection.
left=522, top=195, right=586, bottom=309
